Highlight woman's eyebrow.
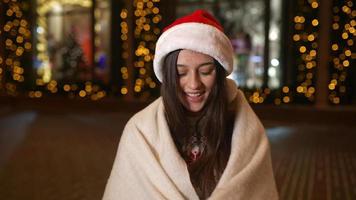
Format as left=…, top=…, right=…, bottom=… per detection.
left=177, top=62, right=215, bottom=68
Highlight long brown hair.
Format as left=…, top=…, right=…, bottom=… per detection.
left=161, top=50, right=234, bottom=199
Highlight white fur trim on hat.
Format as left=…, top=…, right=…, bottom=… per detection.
left=153, top=22, right=234, bottom=82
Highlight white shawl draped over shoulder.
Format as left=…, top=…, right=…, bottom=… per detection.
left=103, top=80, right=279, bottom=200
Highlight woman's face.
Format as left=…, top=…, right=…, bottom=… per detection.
left=176, top=49, right=216, bottom=113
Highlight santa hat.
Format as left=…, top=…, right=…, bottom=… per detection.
left=153, top=9, right=234, bottom=82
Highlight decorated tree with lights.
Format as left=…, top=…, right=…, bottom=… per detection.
left=60, top=31, right=90, bottom=82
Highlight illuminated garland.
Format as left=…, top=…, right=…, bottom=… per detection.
left=119, top=0, right=160, bottom=99
left=246, top=0, right=319, bottom=105
left=119, top=8, right=129, bottom=95
left=328, top=0, right=355, bottom=104
left=291, top=0, right=319, bottom=104
left=0, top=0, right=31, bottom=96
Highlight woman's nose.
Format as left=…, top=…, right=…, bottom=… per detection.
left=187, top=73, right=202, bottom=89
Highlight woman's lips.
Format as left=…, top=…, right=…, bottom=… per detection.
left=185, top=92, right=204, bottom=103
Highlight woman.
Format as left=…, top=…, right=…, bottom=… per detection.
left=103, top=10, right=278, bottom=200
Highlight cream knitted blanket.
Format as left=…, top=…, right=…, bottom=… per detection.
left=103, top=80, right=278, bottom=200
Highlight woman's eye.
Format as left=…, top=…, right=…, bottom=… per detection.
left=178, top=72, right=186, bottom=76
left=200, top=69, right=213, bottom=75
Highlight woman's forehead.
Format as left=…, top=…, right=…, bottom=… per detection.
left=177, top=49, right=214, bottom=63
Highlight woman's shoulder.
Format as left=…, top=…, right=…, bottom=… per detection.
left=127, top=97, right=163, bottom=126
left=122, top=97, right=166, bottom=148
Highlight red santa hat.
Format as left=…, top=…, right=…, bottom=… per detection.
left=153, top=9, right=234, bottom=82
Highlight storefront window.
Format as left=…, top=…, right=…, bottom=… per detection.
left=34, top=0, right=110, bottom=85
left=176, top=0, right=282, bottom=89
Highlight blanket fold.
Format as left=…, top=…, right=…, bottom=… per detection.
left=103, top=80, right=278, bottom=200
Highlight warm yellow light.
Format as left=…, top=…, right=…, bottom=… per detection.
left=312, top=19, right=319, bottom=26
left=307, top=34, right=315, bottom=41
left=282, top=86, right=289, bottom=93
left=139, top=68, right=146, bottom=75
left=79, top=90, right=86, bottom=97
left=120, top=67, right=128, bottom=74
left=34, top=91, right=42, bottom=98
left=333, top=58, right=340, bottom=64
left=29, top=91, right=35, bottom=98
left=134, top=86, right=141, bottom=92
left=24, top=42, right=32, bottom=50
left=333, top=97, right=340, bottom=104
left=351, top=20, right=356, bottom=27
left=85, top=85, right=92, bottom=93
left=152, top=7, right=159, bottom=14
left=97, top=91, right=106, bottom=98
left=306, top=72, right=313, bottom=79
left=311, top=2, right=318, bottom=8
left=293, top=34, right=300, bottom=41
left=299, top=46, right=307, bottom=53
left=300, top=16, right=305, bottom=23
left=5, top=58, right=13, bottom=66
left=332, top=23, right=339, bottom=30
left=283, top=96, right=290, bottom=103
left=5, top=39, right=13, bottom=46
left=306, top=62, right=313, bottom=69
left=297, top=86, right=304, bottom=93
left=352, top=10, right=356, bottom=17
left=63, top=84, right=71, bottom=92
left=342, top=32, right=349, bottom=39
left=152, top=16, right=160, bottom=23
left=16, top=47, right=24, bottom=56
left=345, top=50, right=352, bottom=56
left=144, top=55, right=151, bottom=62
left=149, top=82, right=156, bottom=88
left=4, top=24, right=11, bottom=32
left=147, top=2, right=153, bottom=8
left=135, top=79, right=143, bottom=86
left=343, top=60, right=350, bottom=67
left=294, top=16, right=300, bottom=23
left=347, top=39, right=354, bottom=46
left=137, top=61, right=144, bottom=67
left=120, top=9, right=128, bottom=19
left=310, top=50, right=317, bottom=57
left=143, top=24, right=150, bottom=31
left=328, top=83, right=335, bottom=90
left=16, top=36, right=24, bottom=43
left=308, top=87, right=315, bottom=94
left=6, top=9, right=13, bottom=16
left=136, top=2, right=144, bottom=9
left=121, top=87, right=128, bottom=95
left=332, top=44, right=339, bottom=51
left=342, top=6, right=351, bottom=14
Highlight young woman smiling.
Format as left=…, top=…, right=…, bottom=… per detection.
left=103, top=10, right=278, bottom=200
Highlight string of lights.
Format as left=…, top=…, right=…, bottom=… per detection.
left=132, top=0, right=160, bottom=99
left=0, top=0, right=31, bottom=96
left=246, top=0, right=319, bottom=105
left=292, top=0, right=319, bottom=104
left=1, top=0, right=355, bottom=104
left=328, top=0, right=355, bottom=105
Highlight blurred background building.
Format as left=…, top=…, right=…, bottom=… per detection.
left=0, top=0, right=355, bottom=106
left=1, top=0, right=356, bottom=200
